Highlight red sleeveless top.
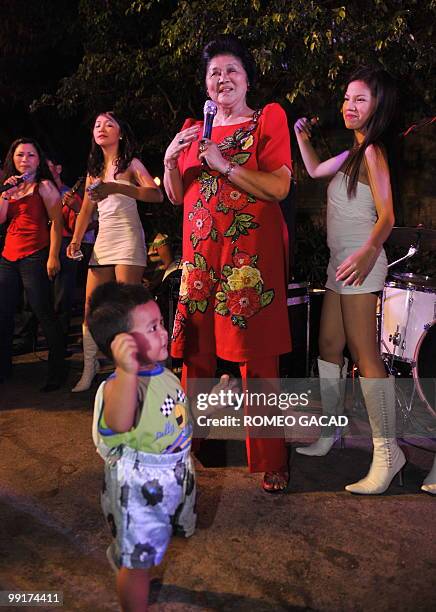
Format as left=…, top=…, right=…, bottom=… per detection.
left=2, top=185, right=50, bottom=261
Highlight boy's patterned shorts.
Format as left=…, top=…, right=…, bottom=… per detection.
left=102, top=445, right=196, bottom=569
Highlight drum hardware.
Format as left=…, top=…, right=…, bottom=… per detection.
left=281, top=282, right=311, bottom=378
left=388, top=326, right=404, bottom=350
left=380, top=277, right=436, bottom=422
left=387, top=245, right=418, bottom=269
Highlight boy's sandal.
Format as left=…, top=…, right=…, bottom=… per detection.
left=262, top=471, right=290, bottom=494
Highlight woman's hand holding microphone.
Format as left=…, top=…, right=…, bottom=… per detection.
left=197, top=139, right=229, bottom=174
left=294, top=117, right=318, bottom=141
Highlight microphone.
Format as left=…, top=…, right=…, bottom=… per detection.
left=0, top=172, right=32, bottom=195
left=308, top=109, right=337, bottom=129
left=202, top=99, right=218, bottom=140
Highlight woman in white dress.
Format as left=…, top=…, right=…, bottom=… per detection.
left=67, top=112, right=162, bottom=391
left=294, top=67, right=405, bottom=494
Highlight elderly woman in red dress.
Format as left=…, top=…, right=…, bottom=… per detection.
left=164, top=35, right=292, bottom=492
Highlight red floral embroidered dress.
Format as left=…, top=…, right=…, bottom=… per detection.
left=172, top=102, right=292, bottom=362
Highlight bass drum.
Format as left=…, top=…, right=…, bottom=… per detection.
left=412, top=320, right=436, bottom=418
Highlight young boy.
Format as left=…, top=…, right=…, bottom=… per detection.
left=88, top=281, right=196, bottom=612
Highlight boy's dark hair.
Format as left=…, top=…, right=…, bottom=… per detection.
left=87, top=281, right=154, bottom=359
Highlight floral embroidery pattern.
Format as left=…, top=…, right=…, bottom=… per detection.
left=223, top=212, right=259, bottom=243
left=232, top=248, right=256, bottom=268
left=218, top=109, right=261, bottom=152
left=189, top=200, right=218, bottom=248
left=216, top=181, right=256, bottom=214
left=215, top=249, right=274, bottom=328
left=199, top=171, right=219, bottom=202
left=171, top=311, right=186, bottom=342
left=197, top=109, right=261, bottom=207
left=227, top=288, right=261, bottom=320
left=227, top=265, right=262, bottom=291
left=179, top=254, right=218, bottom=314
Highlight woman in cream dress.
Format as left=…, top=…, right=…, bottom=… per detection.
left=294, top=67, right=405, bottom=495
left=67, top=112, right=162, bottom=391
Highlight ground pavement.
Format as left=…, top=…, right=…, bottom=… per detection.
left=0, top=352, right=435, bottom=612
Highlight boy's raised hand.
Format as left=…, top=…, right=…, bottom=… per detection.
left=210, top=374, right=240, bottom=407
left=110, top=333, right=140, bottom=375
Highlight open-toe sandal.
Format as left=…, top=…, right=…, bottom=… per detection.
left=262, top=471, right=290, bottom=494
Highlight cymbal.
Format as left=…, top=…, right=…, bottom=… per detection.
left=387, top=226, right=436, bottom=249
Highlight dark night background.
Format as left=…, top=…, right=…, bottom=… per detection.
left=0, top=0, right=434, bottom=272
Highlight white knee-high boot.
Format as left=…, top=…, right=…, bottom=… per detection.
left=345, top=375, right=405, bottom=494
left=71, top=324, right=100, bottom=392
left=421, top=455, right=436, bottom=494
left=296, top=357, right=348, bottom=457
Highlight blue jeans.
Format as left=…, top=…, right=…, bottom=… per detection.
left=0, top=248, right=65, bottom=382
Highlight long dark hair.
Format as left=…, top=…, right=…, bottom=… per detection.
left=1, top=138, right=54, bottom=184
left=342, top=67, right=398, bottom=198
left=201, top=34, right=257, bottom=88
left=87, top=111, right=137, bottom=179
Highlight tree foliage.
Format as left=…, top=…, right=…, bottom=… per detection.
left=30, top=0, right=435, bottom=154
left=0, top=1, right=81, bottom=106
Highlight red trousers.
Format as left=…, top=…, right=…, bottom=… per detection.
left=182, top=353, right=288, bottom=473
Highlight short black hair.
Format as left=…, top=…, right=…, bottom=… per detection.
left=87, top=281, right=154, bottom=359
left=201, top=34, right=257, bottom=87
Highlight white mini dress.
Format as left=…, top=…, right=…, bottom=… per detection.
left=325, top=171, right=387, bottom=294
left=89, top=180, right=147, bottom=267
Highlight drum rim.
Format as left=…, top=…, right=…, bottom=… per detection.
left=412, top=319, right=436, bottom=418
left=384, top=280, right=436, bottom=294
left=391, top=271, right=435, bottom=284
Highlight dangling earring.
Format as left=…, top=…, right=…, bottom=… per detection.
left=119, top=136, right=123, bottom=141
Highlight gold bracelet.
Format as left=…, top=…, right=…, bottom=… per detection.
left=224, top=161, right=236, bottom=180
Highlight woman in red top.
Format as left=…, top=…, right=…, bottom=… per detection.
left=164, top=35, right=293, bottom=492
left=0, top=138, right=65, bottom=390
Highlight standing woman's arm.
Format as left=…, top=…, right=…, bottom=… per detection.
left=336, top=144, right=395, bottom=287
left=122, top=158, right=162, bottom=202
left=363, top=144, right=395, bottom=246
left=0, top=175, right=25, bottom=224
left=163, top=124, right=201, bottom=205
left=294, top=117, right=349, bottom=179
left=40, top=180, right=63, bottom=279
left=67, top=176, right=96, bottom=257
left=131, top=157, right=163, bottom=204
left=198, top=105, right=293, bottom=201
left=86, top=159, right=163, bottom=203
left=0, top=193, right=10, bottom=224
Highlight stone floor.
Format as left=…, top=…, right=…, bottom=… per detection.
left=0, top=350, right=435, bottom=612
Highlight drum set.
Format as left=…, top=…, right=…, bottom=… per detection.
left=380, top=226, right=436, bottom=421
